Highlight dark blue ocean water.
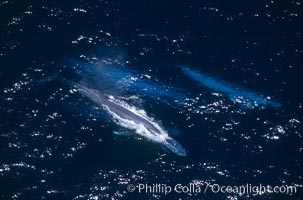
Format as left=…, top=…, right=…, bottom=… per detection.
left=0, top=0, right=302, bottom=199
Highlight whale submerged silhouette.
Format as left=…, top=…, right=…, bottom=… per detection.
left=181, top=66, right=281, bottom=109
left=76, top=83, right=186, bottom=157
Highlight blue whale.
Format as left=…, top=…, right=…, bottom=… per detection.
left=76, top=83, right=187, bottom=156
left=181, top=67, right=281, bottom=109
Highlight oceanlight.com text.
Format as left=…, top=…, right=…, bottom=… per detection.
left=126, top=183, right=298, bottom=196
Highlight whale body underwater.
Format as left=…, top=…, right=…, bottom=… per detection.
left=67, top=60, right=186, bottom=108
left=181, top=67, right=281, bottom=109
left=76, top=84, right=187, bottom=157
